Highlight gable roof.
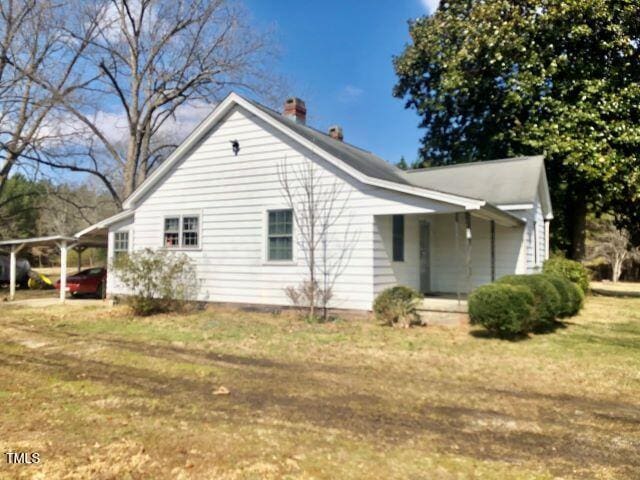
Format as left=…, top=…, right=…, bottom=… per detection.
left=404, top=156, right=545, bottom=206
left=122, top=92, right=529, bottom=226
left=247, top=99, right=410, bottom=185
left=123, top=92, right=486, bottom=211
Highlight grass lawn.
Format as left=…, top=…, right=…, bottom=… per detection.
left=591, top=281, right=640, bottom=296
left=0, top=295, right=639, bottom=479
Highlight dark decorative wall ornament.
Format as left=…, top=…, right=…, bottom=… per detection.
left=230, top=139, right=240, bottom=156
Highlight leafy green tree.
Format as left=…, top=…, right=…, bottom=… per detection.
left=0, top=174, right=43, bottom=239
left=396, top=156, right=409, bottom=170
left=393, top=0, right=640, bottom=259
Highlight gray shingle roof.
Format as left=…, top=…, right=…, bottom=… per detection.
left=245, top=97, right=543, bottom=206
left=247, top=99, right=411, bottom=185
left=403, top=156, right=545, bottom=205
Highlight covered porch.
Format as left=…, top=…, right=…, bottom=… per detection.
left=374, top=209, right=525, bottom=310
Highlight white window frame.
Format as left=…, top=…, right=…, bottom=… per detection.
left=110, top=229, right=132, bottom=264
left=162, top=213, right=202, bottom=250
left=113, top=231, right=130, bottom=259
left=263, top=208, right=296, bottom=265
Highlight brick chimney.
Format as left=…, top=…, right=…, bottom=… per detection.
left=328, top=125, right=343, bottom=141
left=283, top=97, right=306, bottom=124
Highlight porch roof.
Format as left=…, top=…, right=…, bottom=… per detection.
left=405, top=156, right=544, bottom=206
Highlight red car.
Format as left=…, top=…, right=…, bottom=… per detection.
left=55, top=267, right=107, bottom=298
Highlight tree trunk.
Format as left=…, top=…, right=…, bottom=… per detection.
left=122, top=159, right=137, bottom=199
left=612, top=252, right=627, bottom=283
left=568, top=197, right=587, bottom=261
left=0, top=150, right=18, bottom=198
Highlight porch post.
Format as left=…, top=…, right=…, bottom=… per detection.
left=465, top=212, right=472, bottom=295
left=58, top=240, right=67, bottom=304
left=454, top=213, right=460, bottom=304
left=544, top=219, right=550, bottom=260
left=490, top=220, right=496, bottom=282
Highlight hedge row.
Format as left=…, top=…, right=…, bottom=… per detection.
left=469, top=258, right=588, bottom=336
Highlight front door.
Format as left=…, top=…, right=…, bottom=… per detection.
left=419, top=221, right=431, bottom=293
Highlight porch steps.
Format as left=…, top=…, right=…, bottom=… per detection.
left=417, top=297, right=469, bottom=327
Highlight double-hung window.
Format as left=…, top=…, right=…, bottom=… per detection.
left=113, top=231, right=129, bottom=261
left=164, top=215, right=199, bottom=248
left=392, top=215, right=404, bottom=262
left=182, top=216, right=199, bottom=247
left=267, top=209, right=293, bottom=261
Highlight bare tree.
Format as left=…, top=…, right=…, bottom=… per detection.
left=35, top=181, right=118, bottom=236
left=587, top=217, right=640, bottom=282
left=0, top=0, right=99, bottom=197
left=30, top=0, right=277, bottom=206
left=278, top=157, right=357, bottom=321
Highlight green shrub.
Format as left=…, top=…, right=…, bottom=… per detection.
left=373, top=286, right=422, bottom=327
left=544, top=275, right=575, bottom=318
left=469, top=283, right=535, bottom=336
left=565, top=281, right=585, bottom=316
left=113, top=248, right=200, bottom=316
left=542, top=256, right=590, bottom=294
left=497, top=274, right=561, bottom=328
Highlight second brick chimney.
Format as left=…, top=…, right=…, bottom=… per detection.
left=328, top=125, right=343, bottom=141
left=283, top=97, right=306, bottom=125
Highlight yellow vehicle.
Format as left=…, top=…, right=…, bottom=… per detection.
left=27, top=270, right=54, bottom=290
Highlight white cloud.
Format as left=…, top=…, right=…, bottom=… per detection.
left=338, top=85, right=364, bottom=103
left=159, top=100, right=213, bottom=141
left=420, top=0, right=440, bottom=14
left=97, top=0, right=163, bottom=43
left=38, top=100, right=214, bottom=150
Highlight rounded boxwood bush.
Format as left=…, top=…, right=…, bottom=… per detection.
left=542, top=256, right=590, bottom=294
left=565, top=281, right=585, bottom=316
left=373, top=286, right=422, bottom=327
left=544, top=275, right=575, bottom=318
left=469, top=283, right=535, bottom=336
left=497, top=274, right=561, bottom=328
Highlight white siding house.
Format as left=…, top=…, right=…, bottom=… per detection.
left=84, top=93, right=552, bottom=311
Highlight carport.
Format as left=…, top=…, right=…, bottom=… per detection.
left=0, top=232, right=107, bottom=303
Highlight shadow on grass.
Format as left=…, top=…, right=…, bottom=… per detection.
left=1, top=341, right=639, bottom=477
left=468, top=329, right=529, bottom=342
left=531, top=320, right=569, bottom=335
left=469, top=320, right=569, bottom=341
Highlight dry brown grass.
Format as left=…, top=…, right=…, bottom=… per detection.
left=0, top=295, right=639, bottom=479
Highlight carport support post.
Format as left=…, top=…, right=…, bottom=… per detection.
left=9, top=243, right=25, bottom=301
left=59, top=240, right=67, bottom=303
left=74, top=245, right=87, bottom=272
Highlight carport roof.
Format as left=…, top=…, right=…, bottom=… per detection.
left=0, top=235, right=76, bottom=247
left=0, top=235, right=106, bottom=248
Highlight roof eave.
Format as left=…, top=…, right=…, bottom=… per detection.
left=474, top=203, right=525, bottom=227
left=122, top=92, right=487, bottom=211
left=75, top=210, right=135, bottom=238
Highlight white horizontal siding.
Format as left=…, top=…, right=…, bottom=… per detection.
left=514, top=197, right=544, bottom=274
left=111, top=105, right=460, bottom=310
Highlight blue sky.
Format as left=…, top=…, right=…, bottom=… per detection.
left=244, top=0, right=437, bottom=165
